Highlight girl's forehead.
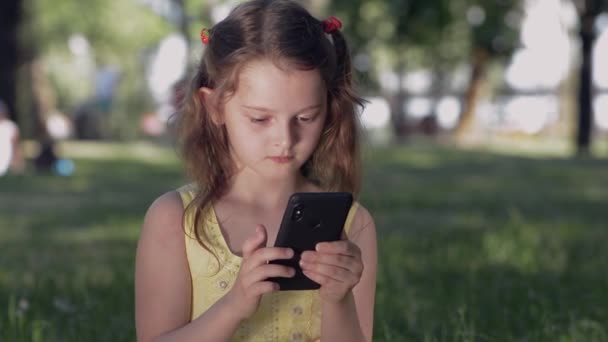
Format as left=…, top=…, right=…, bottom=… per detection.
left=233, top=59, right=326, bottom=109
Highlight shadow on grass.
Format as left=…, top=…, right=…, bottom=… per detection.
left=362, top=146, right=608, bottom=231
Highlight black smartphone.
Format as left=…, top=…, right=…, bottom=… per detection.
left=269, top=192, right=353, bottom=291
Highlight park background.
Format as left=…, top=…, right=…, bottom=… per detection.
left=0, top=0, right=607, bottom=340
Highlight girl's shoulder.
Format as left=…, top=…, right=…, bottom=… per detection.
left=148, top=189, right=184, bottom=213
left=148, top=184, right=193, bottom=216
left=346, top=201, right=376, bottom=244
left=139, top=187, right=188, bottom=245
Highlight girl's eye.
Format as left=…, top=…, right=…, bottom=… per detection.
left=298, top=116, right=313, bottom=122
left=250, top=117, right=268, bottom=124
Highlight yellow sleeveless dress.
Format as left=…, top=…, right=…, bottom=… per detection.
left=177, top=184, right=359, bottom=342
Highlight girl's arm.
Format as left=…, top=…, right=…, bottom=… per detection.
left=311, top=205, right=378, bottom=342
left=135, top=192, right=295, bottom=342
left=135, top=191, right=242, bottom=342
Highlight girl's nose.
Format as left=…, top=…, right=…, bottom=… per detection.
left=274, top=121, right=295, bottom=148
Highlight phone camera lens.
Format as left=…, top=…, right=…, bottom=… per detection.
left=292, top=205, right=304, bottom=221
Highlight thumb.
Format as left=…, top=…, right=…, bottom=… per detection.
left=242, top=224, right=267, bottom=258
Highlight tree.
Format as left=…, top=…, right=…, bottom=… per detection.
left=573, top=0, right=608, bottom=155
left=453, top=0, right=522, bottom=140
left=330, top=0, right=455, bottom=139
left=0, top=0, right=22, bottom=124
left=389, top=0, right=456, bottom=138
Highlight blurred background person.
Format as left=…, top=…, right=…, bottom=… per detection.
left=0, top=100, right=25, bottom=176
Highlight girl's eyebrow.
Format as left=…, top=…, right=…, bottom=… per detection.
left=241, top=104, right=323, bottom=114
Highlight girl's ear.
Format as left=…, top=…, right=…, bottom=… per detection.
left=198, top=87, right=224, bottom=125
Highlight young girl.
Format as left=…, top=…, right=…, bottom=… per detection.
left=135, top=1, right=377, bottom=341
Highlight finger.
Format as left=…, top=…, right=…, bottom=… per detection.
left=247, top=247, right=294, bottom=267
left=300, top=260, right=353, bottom=283
left=301, top=252, right=362, bottom=274
left=316, top=240, right=360, bottom=257
left=242, top=264, right=295, bottom=284
left=247, top=281, right=280, bottom=297
left=302, top=269, right=330, bottom=286
left=242, top=224, right=267, bottom=259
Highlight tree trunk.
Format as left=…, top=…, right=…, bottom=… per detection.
left=576, top=15, right=595, bottom=156
left=0, top=0, right=22, bottom=124
left=30, top=60, right=56, bottom=141
left=454, top=48, right=488, bottom=140
left=391, top=57, right=408, bottom=141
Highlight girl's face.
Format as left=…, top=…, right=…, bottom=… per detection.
left=208, top=59, right=327, bottom=182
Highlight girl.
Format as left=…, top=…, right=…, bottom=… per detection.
left=135, top=0, right=377, bottom=341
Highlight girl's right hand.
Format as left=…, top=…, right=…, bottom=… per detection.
left=224, top=224, right=295, bottom=321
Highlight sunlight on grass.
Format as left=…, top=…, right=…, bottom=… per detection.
left=464, top=135, right=608, bottom=158
left=23, top=140, right=180, bottom=164
left=482, top=220, right=568, bottom=274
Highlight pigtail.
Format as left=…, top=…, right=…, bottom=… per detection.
left=329, top=30, right=353, bottom=89
left=309, top=28, right=366, bottom=196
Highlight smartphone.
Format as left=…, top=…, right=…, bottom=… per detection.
left=269, top=192, right=353, bottom=291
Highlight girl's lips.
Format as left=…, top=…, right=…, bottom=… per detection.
left=268, top=156, right=294, bottom=163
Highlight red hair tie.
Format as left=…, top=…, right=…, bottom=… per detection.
left=200, top=28, right=210, bottom=44
left=322, top=16, right=342, bottom=33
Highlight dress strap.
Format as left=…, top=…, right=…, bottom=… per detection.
left=343, top=202, right=359, bottom=235
left=177, top=183, right=198, bottom=236
left=177, top=183, right=196, bottom=207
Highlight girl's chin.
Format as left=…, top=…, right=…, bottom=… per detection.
left=262, top=168, right=302, bottom=181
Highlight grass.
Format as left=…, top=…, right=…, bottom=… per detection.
left=1, top=140, right=607, bottom=341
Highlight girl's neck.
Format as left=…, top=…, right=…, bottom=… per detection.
left=225, top=171, right=313, bottom=210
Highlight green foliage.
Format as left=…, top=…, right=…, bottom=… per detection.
left=389, top=0, right=453, bottom=47
left=332, top=0, right=455, bottom=49
left=330, top=0, right=522, bottom=80
left=27, top=0, right=171, bottom=62
left=19, top=0, right=174, bottom=139
left=1, top=141, right=608, bottom=340
left=466, top=0, right=522, bottom=57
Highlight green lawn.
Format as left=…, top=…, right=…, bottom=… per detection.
left=1, top=141, right=607, bottom=341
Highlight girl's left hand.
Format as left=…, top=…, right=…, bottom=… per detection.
left=299, top=234, right=364, bottom=303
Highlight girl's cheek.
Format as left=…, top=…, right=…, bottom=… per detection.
left=232, top=123, right=261, bottom=139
